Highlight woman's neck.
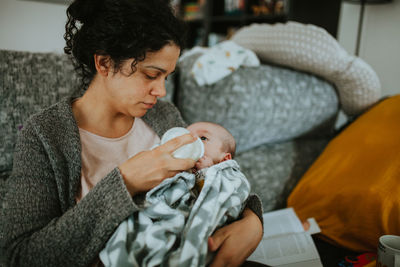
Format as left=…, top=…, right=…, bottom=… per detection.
left=72, top=85, right=134, bottom=138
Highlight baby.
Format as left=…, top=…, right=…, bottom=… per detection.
left=187, top=121, right=236, bottom=192
left=187, top=121, right=236, bottom=171
left=100, top=122, right=249, bottom=267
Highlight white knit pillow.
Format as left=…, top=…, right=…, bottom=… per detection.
left=231, top=22, right=381, bottom=116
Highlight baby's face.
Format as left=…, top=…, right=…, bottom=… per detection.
left=187, top=122, right=228, bottom=170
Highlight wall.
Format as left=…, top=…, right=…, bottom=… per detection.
left=0, top=0, right=67, bottom=53
left=337, top=1, right=400, bottom=97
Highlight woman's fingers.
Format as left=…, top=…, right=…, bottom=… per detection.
left=208, top=227, right=229, bottom=252
left=208, top=209, right=263, bottom=267
left=158, top=133, right=197, bottom=154
left=208, top=224, right=238, bottom=267
left=119, top=135, right=197, bottom=196
left=153, top=138, right=196, bottom=172
left=165, top=158, right=196, bottom=178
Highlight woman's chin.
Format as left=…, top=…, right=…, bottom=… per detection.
left=131, top=109, right=148, bottom=118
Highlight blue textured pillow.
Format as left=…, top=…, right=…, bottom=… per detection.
left=177, top=54, right=339, bottom=153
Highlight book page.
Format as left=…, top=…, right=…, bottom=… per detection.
left=262, top=208, right=304, bottom=238
left=248, top=232, right=322, bottom=266
left=247, top=208, right=322, bottom=266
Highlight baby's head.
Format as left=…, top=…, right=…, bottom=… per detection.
left=187, top=122, right=236, bottom=170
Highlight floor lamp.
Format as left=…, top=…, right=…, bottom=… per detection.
left=344, top=0, right=392, bottom=56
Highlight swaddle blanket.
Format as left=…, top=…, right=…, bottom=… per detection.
left=181, top=40, right=260, bottom=86
left=99, top=160, right=250, bottom=267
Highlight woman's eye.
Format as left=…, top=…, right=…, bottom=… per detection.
left=145, top=74, right=157, bottom=80
left=200, top=136, right=208, bottom=141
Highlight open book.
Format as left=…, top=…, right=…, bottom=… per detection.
left=247, top=208, right=323, bottom=267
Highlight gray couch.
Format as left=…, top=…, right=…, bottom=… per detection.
left=0, top=48, right=342, bottom=264
left=0, top=49, right=339, bottom=210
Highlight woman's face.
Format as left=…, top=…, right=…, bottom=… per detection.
left=103, top=44, right=180, bottom=118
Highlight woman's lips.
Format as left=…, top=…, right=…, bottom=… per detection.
left=143, top=102, right=156, bottom=109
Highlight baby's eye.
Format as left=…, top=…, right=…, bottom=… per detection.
left=200, top=136, right=208, bottom=141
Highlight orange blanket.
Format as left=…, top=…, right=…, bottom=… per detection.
left=288, top=95, right=400, bottom=252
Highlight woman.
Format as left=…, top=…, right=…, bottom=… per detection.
left=0, top=0, right=263, bottom=266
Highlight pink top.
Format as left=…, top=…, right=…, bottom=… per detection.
left=76, top=118, right=160, bottom=202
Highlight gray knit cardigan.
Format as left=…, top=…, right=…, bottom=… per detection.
left=0, top=97, right=262, bottom=267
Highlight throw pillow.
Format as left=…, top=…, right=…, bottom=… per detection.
left=231, top=22, right=381, bottom=116
left=177, top=53, right=338, bottom=153
left=287, top=94, right=400, bottom=252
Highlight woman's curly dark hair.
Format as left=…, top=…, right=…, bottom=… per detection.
left=64, top=0, right=187, bottom=88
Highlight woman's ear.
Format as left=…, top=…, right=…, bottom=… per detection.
left=94, top=54, right=111, bottom=77
left=220, top=153, right=232, bottom=162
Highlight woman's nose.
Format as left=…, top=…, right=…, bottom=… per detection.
left=151, top=79, right=167, bottom=98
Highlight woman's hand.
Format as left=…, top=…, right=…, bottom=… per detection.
left=119, top=133, right=196, bottom=196
left=208, top=208, right=263, bottom=267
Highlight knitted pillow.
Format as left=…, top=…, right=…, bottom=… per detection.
left=0, top=50, right=79, bottom=173
left=232, top=22, right=381, bottom=116
left=177, top=54, right=338, bottom=153
left=288, top=95, right=400, bottom=252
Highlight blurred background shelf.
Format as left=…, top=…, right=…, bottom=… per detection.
left=209, top=14, right=286, bottom=23
left=173, top=0, right=341, bottom=48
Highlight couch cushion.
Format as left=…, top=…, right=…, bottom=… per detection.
left=236, top=137, right=330, bottom=212
left=0, top=50, right=80, bottom=172
left=288, top=95, right=400, bottom=252
left=177, top=53, right=338, bottom=153
left=164, top=72, right=175, bottom=103
left=232, top=22, right=381, bottom=116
